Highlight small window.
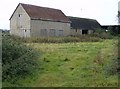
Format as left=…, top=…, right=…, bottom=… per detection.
left=75, top=29, right=77, bottom=32
left=18, top=14, right=21, bottom=17
left=24, top=30, right=26, bottom=32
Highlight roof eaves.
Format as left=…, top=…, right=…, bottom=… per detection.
left=31, top=18, right=70, bottom=23
left=9, top=3, right=21, bottom=20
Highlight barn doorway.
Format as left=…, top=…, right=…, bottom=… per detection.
left=23, top=29, right=27, bottom=37
left=82, top=30, right=88, bottom=34
left=58, top=30, right=63, bottom=36
left=50, top=29, right=56, bottom=37
left=40, top=29, right=47, bottom=37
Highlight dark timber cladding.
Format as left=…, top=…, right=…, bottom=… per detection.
left=20, top=3, right=70, bottom=23
left=68, top=16, right=101, bottom=30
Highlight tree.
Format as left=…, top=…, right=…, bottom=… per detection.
left=118, top=11, right=120, bottom=24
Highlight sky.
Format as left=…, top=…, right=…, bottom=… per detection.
left=0, top=0, right=119, bottom=29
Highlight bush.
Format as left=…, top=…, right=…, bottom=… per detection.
left=108, top=26, right=120, bottom=36
left=104, top=58, right=119, bottom=75
left=104, top=38, right=119, bottom=75
left=2, top=33, right=40, bottom=81
left=92, top=28, right=113, bottom=39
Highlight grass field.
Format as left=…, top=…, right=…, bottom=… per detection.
left=3, top=39, right=118, bottom=87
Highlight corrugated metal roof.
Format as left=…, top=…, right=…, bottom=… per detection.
left=20, top=3, right=70, bottom=23
left=68, top=16, right=101, bottom=30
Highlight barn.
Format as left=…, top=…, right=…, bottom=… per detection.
left=10, top=3, right=71, bottom=37
left=68, top=16, right=101, bottom=36
left=10, top=3, right=101, bottom=37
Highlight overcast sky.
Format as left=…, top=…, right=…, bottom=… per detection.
left=0, top=0, right=119, bottom=29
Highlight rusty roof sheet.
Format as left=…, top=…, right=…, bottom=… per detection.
left=20, top=3, right=70, bottom=23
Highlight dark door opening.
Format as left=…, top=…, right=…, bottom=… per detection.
left=82, top=30, right=88, bottom=34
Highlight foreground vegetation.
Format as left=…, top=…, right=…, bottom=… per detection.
left=2, top=34, right=118, bottom=87
left=2, top=33, right=40, bottom=83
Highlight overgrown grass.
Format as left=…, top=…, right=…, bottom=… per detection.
left=18, top=35, right=103, bottom=43
left=3, top=38, right=118, bottom=87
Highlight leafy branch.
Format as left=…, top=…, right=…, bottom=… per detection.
left=118, top=11, right=120, bottom=17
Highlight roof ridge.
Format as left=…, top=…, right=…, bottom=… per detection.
left=20, top=3, right=61, bottom=11
left=68, top=16, right=96, bottom=21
